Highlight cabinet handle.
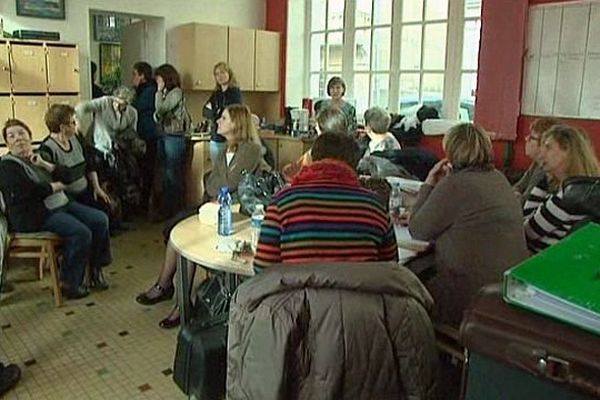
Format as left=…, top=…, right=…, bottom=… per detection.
left=74, top=68, right=80, bottom=73
left=1, top=66, right=8, bottom=71
left=195, top=80, right=202, bottom=86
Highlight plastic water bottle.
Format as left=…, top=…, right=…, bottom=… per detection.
left=217, top=186, right=232, bottom=236
left=389, top=183, right=403, bottom=219
left=250, top=204, right=265, bottom=251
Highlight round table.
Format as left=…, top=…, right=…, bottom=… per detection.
left=169, top=214, right=255, bottom=325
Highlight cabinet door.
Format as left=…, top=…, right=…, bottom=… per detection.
left=185, top=141, right=207, bottom=208
left=228, top=28, right=255, bottom=91
left=13, top=96, right=48, bottom=142
left=0, top=97, right=13, bottom=142
left=48, top=95, right=80, bottom=108
left=0, top=43, right=10, bottom=93
left=255, top=31, right=280, bottom=92
left=277, top=139, right=303, bottom=171
left=47, top=46, right=80, bottom=93
left=192, top=24, right=229, bottom=90
left=10, top=44, right=47, bottom=93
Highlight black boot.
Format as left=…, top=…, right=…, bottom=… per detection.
left=89, top=269, right=109, bottom=291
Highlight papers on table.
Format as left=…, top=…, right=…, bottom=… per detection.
left=394, top=225, right=430, bottom=263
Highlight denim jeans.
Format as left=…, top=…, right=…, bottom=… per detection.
left=159, top=135, right=187, bottom=218
left=42, top=201, right=111, bottom=289
left=209, top=140, right=227, bottom=167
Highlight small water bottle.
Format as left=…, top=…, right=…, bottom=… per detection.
left=250, top=204, right=265, bottom=251
left=217, top=186, right=232, bottom=236
left=389, top=183, right=403, bottom=219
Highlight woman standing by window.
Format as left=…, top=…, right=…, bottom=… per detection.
left=204, top=62, right=242, bottom=164
left=154, top=64, right=191, bottom=219
left=314, top=76, right=357, bottom=136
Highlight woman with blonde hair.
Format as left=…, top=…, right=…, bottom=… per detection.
left=408, top=123, right=528, bottom=324
left=136, top=104, right=265, bottom=329
left=524, top=125, right=600, bottom=253
left=204, top=62, right=243, bottom=163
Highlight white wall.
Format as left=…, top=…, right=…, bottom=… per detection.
left=286, top=0, right=306, bottom=107
left=1, top=0, right=266, bottom=99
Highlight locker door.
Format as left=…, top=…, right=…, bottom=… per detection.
left=0, top=96, right=14, bottom=144
left=0, top=43, right=10, bottom=93
left=48, top=95, right=80, bottom=108
left=47, top=46, right=80, bottom=92
left=13, top=95, right=48, bottom=141
left=10, top=44, right=47, bottom=93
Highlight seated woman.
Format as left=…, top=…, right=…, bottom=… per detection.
left=254, top=132, right=398, bottom=271
left=357, top=106, right=401, bottom=172
left=135, top=104, right=265, bottom=329
left=408, top=123, right=528, bottom=325
left=0, top=120, right=112, bottom=298
left=523, top=125, right=600, bottom=253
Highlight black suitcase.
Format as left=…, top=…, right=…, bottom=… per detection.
left=173, top=313, right=228, bottom=400
left=460, top=284, right=600, bottom=400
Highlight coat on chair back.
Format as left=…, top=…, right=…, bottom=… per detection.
left=226, top=262, right=438, bottom=400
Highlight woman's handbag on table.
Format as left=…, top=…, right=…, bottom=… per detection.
left=238, top=169, right=286, bottom=215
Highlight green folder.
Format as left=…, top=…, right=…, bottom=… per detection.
left=503, top=222, right=600, bottom=336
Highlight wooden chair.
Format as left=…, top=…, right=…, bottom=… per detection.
left=7, top=232, right=63, bottom=306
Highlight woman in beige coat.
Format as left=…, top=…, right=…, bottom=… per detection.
left=408, top=123, right=529, bottom=325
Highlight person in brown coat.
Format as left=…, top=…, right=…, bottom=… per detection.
left=408, top=123, right=529, bottom=325
left=227, top=262, right=438, bottom=400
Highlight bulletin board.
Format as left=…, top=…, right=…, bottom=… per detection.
left=521, top=1, right=600, bottom=119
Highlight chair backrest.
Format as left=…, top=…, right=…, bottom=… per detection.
left=562, top=176, right=600, bottom=222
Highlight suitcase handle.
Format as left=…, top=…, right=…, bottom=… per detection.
left=507, top=343, right=600, bottom=397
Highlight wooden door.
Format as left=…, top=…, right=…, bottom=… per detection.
left=277, top=139, right=303, bottom=171
left=13, top=95, right=48, bottom=142
left=0, top=43, right=10, bottom=93
left=47, top=45, right=80, bottom=92
left=48, top=95, right=80, bottom=108
left=10, top=43, right=47, bottom=93
left=0, top=96, right=13, bottom=142
left=120, top=20, right=147, bottom=87
left=254, top=31, right=280, bottom=92
left=192, top=24, right=228, bottom=90
left=228, top=28, right=255, bottom=91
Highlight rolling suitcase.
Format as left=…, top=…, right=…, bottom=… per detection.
left=460, top=285, right=600, bottom=400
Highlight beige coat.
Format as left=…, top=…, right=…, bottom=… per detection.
left=227, top=262, right=438, bottom=400
left=409, top=168, right=529, bottom=324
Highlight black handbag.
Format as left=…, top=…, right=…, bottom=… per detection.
left=238, top=169, right=285, bottom=216
left=192, top=273, right=232, bottom=326
left=561, top=176, right=600, bottom=219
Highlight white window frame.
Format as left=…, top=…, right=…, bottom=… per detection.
left=306, top=0, right=481, bottom=120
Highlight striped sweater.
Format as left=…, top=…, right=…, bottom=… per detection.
left=253, top=160, right=398, bottom=270
left=523, top=182, right=587, bottom=253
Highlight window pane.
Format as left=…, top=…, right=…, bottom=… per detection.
left=310, top=73, right=323, bottom=98
left=372, top=27, right=391, bottom=71
left=422, top=73, right=444, bottom=107
left=460, top=73, right=477, bottom=121
left=462, top=19, right=481, bottom=70
left=425, top=0, right=449, bottom=20
left=310, top=33, right=325, bottom=72
left=423, top=23, right=447, bottom=70
left=354, top=73, right=370, bottom=117
left=355, top=0, right=372, bottom=28
left=400, top=25, right=422, bottom=70
left=373, top=0, right=392, bottom=25
left=327, top=0, right=345, bottom=30
left=399, top=73, right=421, bottom=112
left=311, top=0, right=326, bottom=31
left=327, top=32, right=343, bottom=71
left=402, top=0, right=423, bottom=22
left=371, top=74, right=389, bottom=109
left=465, top=0, right=482, bottom=18
left=354, top=29, right=371, bottom=71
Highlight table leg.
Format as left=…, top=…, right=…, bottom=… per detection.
left=177, top=254, right=191, bottom=327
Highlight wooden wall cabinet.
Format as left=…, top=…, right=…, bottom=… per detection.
left=0, top=43, right=10, bottom=93
left=228, top=28, right=255, bottom=91
left=13, top=96, right=48, bottom=142
left=48, top=95, right=80, bottom=108
left=0, top=96, right=13, bottom=129
left=46, top=46, right=80, bottom=93
left=168, top=23, right=228, bottom=91
left=10, top=43, right=47, bottom=93
left=254, top=30, right=280, bottom=92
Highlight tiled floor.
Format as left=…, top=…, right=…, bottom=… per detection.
left=0, top=221, right=187, bottom=399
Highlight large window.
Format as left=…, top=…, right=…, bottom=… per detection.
left=307, top=0, right=482, bottom=121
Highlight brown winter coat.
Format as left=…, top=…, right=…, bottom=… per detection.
left=226, top=262, right=438, bottom=400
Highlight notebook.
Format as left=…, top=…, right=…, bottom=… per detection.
left=503, top=222, right=600, bottom=336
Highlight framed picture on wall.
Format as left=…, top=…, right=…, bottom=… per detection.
left=16, top=0, right=66, bottom=20
left=99, top=43, right=121, bottom=91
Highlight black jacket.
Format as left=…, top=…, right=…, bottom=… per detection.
left=372, top=147, right=439, bottom=181
left=205, top=86, right=242, bottom=142
left=133, top=81, right=158, bottom=140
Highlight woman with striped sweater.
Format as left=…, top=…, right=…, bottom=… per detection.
left=254, top=133, right=398, bottom=270
left=523, top=125, right=600, bottom=253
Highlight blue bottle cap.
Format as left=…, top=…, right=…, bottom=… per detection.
left=219, top=186, right=229, bottom=194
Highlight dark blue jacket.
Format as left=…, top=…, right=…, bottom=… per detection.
left=205, top=86, right=243, bottom=142
left=133, top=81, right=158, bottom=140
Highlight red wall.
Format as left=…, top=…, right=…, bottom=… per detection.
left=265, top=0, right=288, bottom=116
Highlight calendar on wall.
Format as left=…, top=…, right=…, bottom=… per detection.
left=521, top=1, right=600, bottom=119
